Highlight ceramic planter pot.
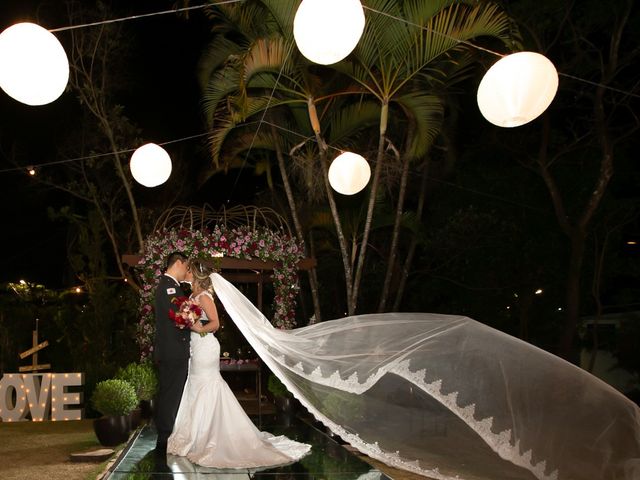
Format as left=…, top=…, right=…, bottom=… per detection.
left=93, top=414, right=131, bottom=446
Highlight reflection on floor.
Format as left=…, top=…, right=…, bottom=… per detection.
left=104, top=412, right=392, bottom=479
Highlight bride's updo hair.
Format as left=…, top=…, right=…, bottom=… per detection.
left=190, top=260, right=213, bottom=293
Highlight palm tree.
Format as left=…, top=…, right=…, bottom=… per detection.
left=334, top=0, right=517, bottom=312
left=197, top=0, right=517, bottom=316
left=198, top=0, right=369, bottom=318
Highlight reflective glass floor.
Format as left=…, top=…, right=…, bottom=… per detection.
left=104, top=413, right=392, bottom=479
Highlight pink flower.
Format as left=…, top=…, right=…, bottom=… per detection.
left=138, top=226, right=303, bottom=356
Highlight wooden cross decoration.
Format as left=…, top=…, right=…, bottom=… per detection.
left=18, top=319, right=50, bottom=373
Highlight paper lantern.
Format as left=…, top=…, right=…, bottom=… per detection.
left=130, top=143, right=172, bottom=187
left=294, top=0, right=365, bottom=65
left=0, top=23, right=69, bottom=106
left=477, top=52, right=558, bottom=128
left=328, top=152, right=371, bottom=195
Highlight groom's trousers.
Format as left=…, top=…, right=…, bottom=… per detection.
left=154, top=358, right=189, bottom=449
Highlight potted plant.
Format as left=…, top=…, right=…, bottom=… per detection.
left=91, top=379, right=138, bottom=447
left=115, top=361, right=158, bottom=422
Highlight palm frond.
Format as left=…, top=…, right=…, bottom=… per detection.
left=395, top=92, right=444, bottom=159
left=357, top=0, right=404, bottom=70
left=261, top=0, right=299, bottom=38
left=201, top=67, right=243, bottom=126
left=350, top=0, right=516, bottom=98
left=196, top=35, right=246, bottom=91
left=242, top=37, right=304, bottom=95
left=208, top=95, right=301, bottom=166
left=201, top=127, right=276, bottom=185
left=326, top=100, right=381, bottom=145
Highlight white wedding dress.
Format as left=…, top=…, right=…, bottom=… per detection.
left=166, top=291, right=311, bottom=468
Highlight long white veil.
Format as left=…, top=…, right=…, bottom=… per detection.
left=210, top=273, right=640, bottom=480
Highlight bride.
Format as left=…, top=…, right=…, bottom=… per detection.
left=206, top=271, right=640, bottom=480
left=166, top=261, right=311, bottom=468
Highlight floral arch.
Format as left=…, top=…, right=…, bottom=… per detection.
left=129, top=205, right=309, bottom=360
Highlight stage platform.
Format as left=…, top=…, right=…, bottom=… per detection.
left=102, top=412, right=393, bottom=479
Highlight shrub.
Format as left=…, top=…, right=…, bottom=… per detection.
left=267, top=374, right=291, bottom=398
left=91, top=379, right=138, bottom=416
left=115, top=361, right=158, bottom=401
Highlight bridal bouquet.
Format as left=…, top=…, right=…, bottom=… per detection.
left=169, top=296, right=202, bottom=329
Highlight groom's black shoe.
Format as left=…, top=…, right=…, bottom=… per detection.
left=154, top=441, right=167, bottom=457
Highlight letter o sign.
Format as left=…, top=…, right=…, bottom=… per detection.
left=0, top=374, right=28, bottom=421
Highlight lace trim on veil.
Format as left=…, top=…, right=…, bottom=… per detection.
left=278, top=382, right=451, bottom=480
left=391, top=360, right=558, bottom=480
left=275, top=353, right=557, bottom=480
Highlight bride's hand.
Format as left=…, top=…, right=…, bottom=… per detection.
left=191, top=322, right=204, bottom=333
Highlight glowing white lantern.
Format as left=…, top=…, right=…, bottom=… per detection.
left=294, top=0, right=365, bottom=65
left=130, top=143, right=172, bottom=187
left=0, top=23, right=69, bottom=106
left=477, top=51, right=558, bottom=128
left=328, top=152, right=371, bottom=195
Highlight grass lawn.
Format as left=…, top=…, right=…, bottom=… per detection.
left=0, top=417, right=428, bottom=480
left=0, top=419, right=117, bottom=480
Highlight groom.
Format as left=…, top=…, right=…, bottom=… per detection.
left=153, top=251, right=191, bottom=455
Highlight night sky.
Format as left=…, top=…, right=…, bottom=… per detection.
left=1, top=1, right=638, bottom=294
left=0, top=0, right=214, bottom=287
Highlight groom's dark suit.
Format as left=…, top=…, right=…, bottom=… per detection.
left=153, top=274, right=190, bottom=451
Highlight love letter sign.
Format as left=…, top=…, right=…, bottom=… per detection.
left=0, top=373, right=84, bottom=421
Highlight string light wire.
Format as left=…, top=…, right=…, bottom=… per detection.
left=2, top=0, right=637, bottom=178
left=48, top=0, right=245, bottom=33
left=557, top=72, right=640, bottom=99
left=0, top=132, right=213, bottom=174
left=361, top=4, right=505, bottom=58
left=0, top=122, right=315, bottom=175
left=361, top=4, right=640, bottom=100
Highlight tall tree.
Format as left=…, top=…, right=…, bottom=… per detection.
left=337, top=0, right=516, bottom=313
left=197, top=0, right=356, bottom=319
left=32, top=1, right=150, bottom=287
left=498, top=0, right=639, bottom=358
left=66, top=1, right=145, bottom=257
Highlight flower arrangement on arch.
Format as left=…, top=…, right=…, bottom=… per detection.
left=136, top=225, right=304, bottom=360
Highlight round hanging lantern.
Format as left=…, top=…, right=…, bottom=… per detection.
left=0, top=22, right=69, bottom=106
left=293, top=0, right=365, bottom=65
left=130, top=143, right=172, bottom=187
left=477, top=51, right=558, bottom=128
left=328, top=152, right=371, bottom=195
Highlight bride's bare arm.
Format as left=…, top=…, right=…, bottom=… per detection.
left=193, top=293, right=220, bottom=333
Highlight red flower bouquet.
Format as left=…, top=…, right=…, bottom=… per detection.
left=169, top=296, right=202, bottom=329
